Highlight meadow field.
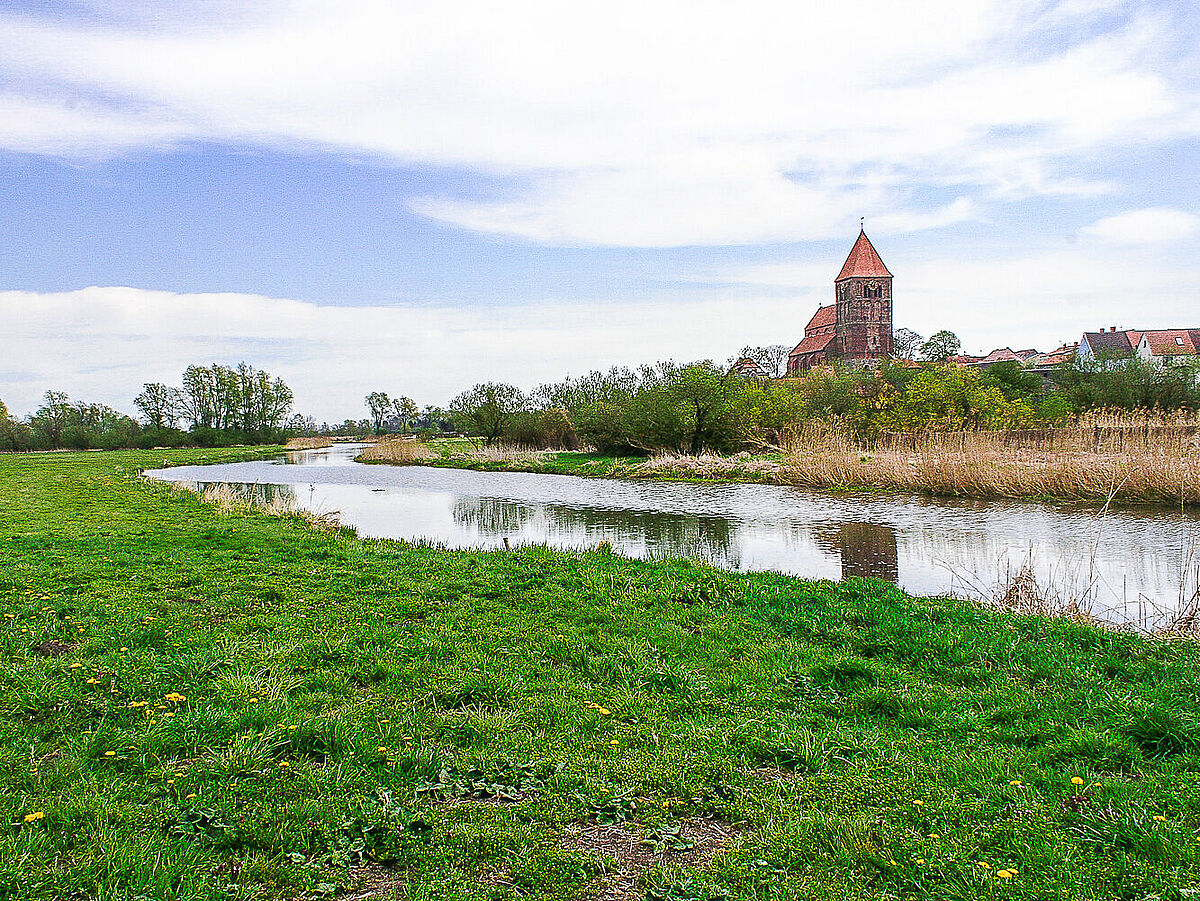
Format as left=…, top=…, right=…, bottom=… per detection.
left=3, top=449, right=1200, bottom=900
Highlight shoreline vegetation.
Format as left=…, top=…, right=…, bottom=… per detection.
left=357, top=416, right=1200, bottom=506
left=4, top=448, right=1200, bottom=899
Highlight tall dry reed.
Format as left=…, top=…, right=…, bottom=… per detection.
left=356, top=438, right=436, bottom=464
left=773, top=421, right=1200, bottom=505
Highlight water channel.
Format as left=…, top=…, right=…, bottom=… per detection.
left=145, top=443, right=1200, bottom=629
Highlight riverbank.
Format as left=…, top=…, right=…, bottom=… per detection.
left=359, top=431, right=1200, bottom=505
left=4, top=448, right=1200, bottom=899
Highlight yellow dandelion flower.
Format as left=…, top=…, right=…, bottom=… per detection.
left=249, top=697, right=258, bottom=703
left=279, top=761, right=290, bottom=767
left=912, top=800, right=924, bottom=806
left=377, top=747, right=388, bottom=753
left=977, top=861, right=991, bottom=869
left=888, top=859, right=897, bottom=866
left=164, top=692, right=186, bottom=703
left=23, top=811, right=45, bottom=823
left=288, top=725, right=298, bottom=730
left=1071, top=776, right=1084, bottom=786
left=916, top=858, right=925, bottom=866
left=104, top=751, right=116, bottom=757
left=929, top=832, right=941, bottom=839
left=119, top=647, right=128, bottom=652
left=167, top=779, right=174, bottom=784
left=996, top=869, right=1014, bottom=879
left=1154, top=815, right=1166, bottom=822
left=69, top=662, right=82, bottom=669
left=86, top=678, right=97, bottom=684
left=1009, top=780, right=1022, bottom=786
left=610, top=739, right=619, bottom=745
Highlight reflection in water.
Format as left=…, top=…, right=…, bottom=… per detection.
left=450, top=496, right=739, bottom=567
left=813, top=522, right=900, bottom=583
left=147, top=444, right=1200, bottom=628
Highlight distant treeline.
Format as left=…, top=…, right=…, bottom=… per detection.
left=0, top=363, right=308, bottom=451
left=445, top=356, right=1200, bottom=454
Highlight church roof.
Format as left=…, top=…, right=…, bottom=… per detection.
left=789, top=334, right=837, bottom=356
left=835, top=229, right=892, bottom=281
left=805, top=304, right=837, bottom=332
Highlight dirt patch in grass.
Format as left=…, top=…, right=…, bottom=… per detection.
left=560, top=817, right=738, bottom=901
left=31, top=640, right=78, bottom=658
left=340, top=863, right=405, bottom=900
left=751, top=766, right=803, bottom=785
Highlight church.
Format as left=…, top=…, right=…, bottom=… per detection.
left=786, top=229, right=894, bottom=373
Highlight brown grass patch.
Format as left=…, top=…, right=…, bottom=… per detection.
left=339, top=863, right=405, bottom=900
left=751, top=766, right=803, bottom=785
left=284, top=437, right=333, bottom=450
left=356, top=438, right=435, bottom=465
left=560, top=817, right=738, bottom=901
left=31, top=640, right=77, bottom=658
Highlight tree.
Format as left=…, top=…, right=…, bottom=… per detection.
left=450, top=383, right=526, bottom=445
left=920, top=330, right=962, bottom=362
left=134, top=383, right=181, bottom=429
left=892, top=328, right=924, bottom=360
left=391, top=395, right=418, bottom=432
left=365, top=392, right=391, bottom=435
left=738, top=344, right=790, bottom=377
left=32, top=391, right=72, bottom=447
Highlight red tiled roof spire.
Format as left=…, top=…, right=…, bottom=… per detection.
left=835, top=228, right=893, bottom=281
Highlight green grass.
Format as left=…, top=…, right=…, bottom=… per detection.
left=3, top=448, right=1200, bottom=900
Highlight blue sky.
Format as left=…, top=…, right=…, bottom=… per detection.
left=2, top=0, right=1199, bottom=420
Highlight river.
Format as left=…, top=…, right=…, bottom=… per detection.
left=145, top=443, right=1200, bottom=629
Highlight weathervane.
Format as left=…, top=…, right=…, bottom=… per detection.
left=860, top=216, right=865, bottom=231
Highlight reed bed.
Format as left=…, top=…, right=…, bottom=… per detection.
left=772, top=423, right=1200, bottom=505
left=200, top=483, right=343, bottom=531
left=355, top=437, right=436, bottom=464
left=283, top=436, right=333, bottom=450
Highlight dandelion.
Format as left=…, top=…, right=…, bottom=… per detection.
left=996, top=869, right=1014, bottom=879
left=288, top=725, right=298, bottom=731
left=1071, top=776, right=1084, bottom=786
left=977, top=861, right=991, bottom=869
left=69, top=662, right=82, bottom=669
left=23, top=811, right=45, bottom=823
left=1154, top=815, right=1166, bottom=822
left=278, top=761, right=290, bottom=767
left=104, top=751, right=116, bottom=757
left=86, top=678, right=97, bottom=684
left=119, top=647, right=128, bottom=652
left=916, top=858, right=925, bottom=866
left=610, top=739, right=619, bottom=746
left=377, top=747, right=388, bottom=753
left=888, top=859, right=897, bottom=866
left=929, top=832, right=941, bottom=839
left=1009, top=780, right=1022, bottom=787
left=164, top=692, right=186, bottom=703
left=912, top=800, right=924, bottom=807
left=249, top=697, right=258, bottom=703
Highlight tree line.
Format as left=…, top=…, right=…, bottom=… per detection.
left=441, top=351, right=1200, bottom=454
left=0, top=362, right=302, bottom=451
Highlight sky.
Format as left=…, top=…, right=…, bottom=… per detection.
left=2, top=0, right=1199, bottom=422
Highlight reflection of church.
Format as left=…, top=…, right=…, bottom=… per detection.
left=787, top=229, right=894, bottom=373
left=813, top=522, right=899, bottom=584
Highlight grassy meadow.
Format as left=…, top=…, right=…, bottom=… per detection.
left=4, top=448, right=1200, bottom=900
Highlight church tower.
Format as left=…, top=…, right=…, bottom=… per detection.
left=833, top=228, right=893, bottom=360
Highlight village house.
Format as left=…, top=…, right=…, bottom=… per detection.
left=1136, top=330, right=1200, bottom=365
left=787, top=229, right=894, bottom=373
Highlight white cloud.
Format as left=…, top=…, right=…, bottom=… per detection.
left=0, top=1, right=1195, bottom=245
left=1081, top=207, right=1200, bottom=245
left=6, top=239, right=1200, bottom=420
left=0, top=286, right=806, bottom=421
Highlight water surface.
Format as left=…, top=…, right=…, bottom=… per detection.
left=146, top=444, right=1200, bottom=628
